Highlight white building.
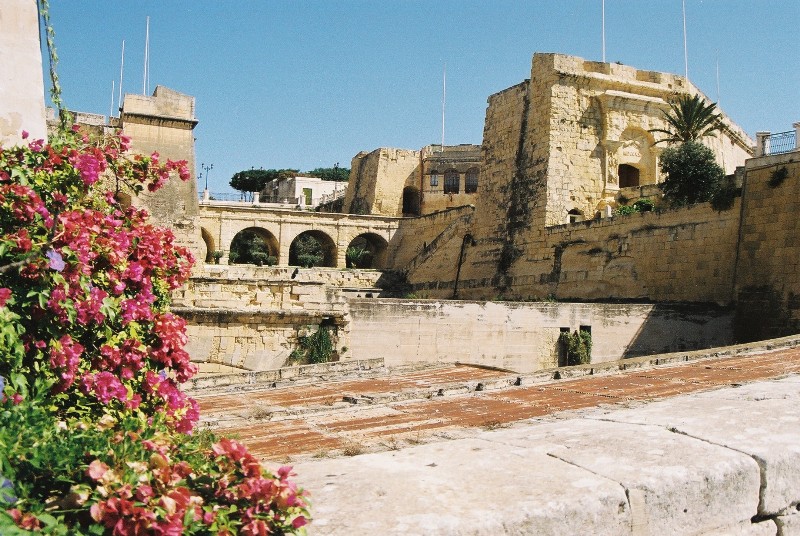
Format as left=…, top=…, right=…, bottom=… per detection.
left=262, top=176, right=346, bottom=209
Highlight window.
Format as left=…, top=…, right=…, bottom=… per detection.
left=465, top=168, right=479, bottom=193
left=567, top=209, right=583, bottom=224
left=402, top=186, right=420, bottom=216
left=429, top=170, right=439, bottom=187
left=444, top=169, right=459, bottom=194
left=618, top=164, right=640, bottom=188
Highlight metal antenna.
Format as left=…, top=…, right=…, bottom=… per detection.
left=110, top=80, right=115, bottom=119
left=118, top=40, right=125, bottom=114
left=143, top=16, right=150, bottom=95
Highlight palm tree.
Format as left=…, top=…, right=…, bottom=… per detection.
left=650, top=93, right=722, bottom=144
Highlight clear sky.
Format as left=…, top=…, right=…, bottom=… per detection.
left=41, top=1, right=799, bottom=194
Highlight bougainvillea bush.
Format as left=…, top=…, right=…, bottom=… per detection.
left=0, top=128, right=308, bottom=534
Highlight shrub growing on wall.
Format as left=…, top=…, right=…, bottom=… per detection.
left=559, top=330, right=592, bottom=366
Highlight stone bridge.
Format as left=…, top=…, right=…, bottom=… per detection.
left=197, top=201, right=403, bottom=268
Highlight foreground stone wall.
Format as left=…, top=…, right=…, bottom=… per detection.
left=735, top=154, right=800, bottom=341
left=173, top=267, right=389, bottom=370
left=346, top=299, right=733, bottom=372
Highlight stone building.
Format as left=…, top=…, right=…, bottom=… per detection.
left=347, top=53, right=751, bottom=227
left=343, top=144, right=482, bottom=217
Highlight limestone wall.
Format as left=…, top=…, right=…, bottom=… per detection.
left=173, top=266, right=385, bottom=311
left=173, top=267, right=376, bottom=370
left=384, top=205, right=475, bottom=271
left=0, top=0, right=46, bottom=145
left=734, top=153, right=800, bottom=341
left=409, top=201, right=742, bottom=304
left=346, top=299, right=733, bottom=372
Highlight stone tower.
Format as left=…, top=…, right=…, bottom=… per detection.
left=120, top=86, right=202, bottom=259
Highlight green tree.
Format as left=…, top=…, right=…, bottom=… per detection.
left=308, top=165, right=350, bottom=182
left=290, top=235, right=325, bottom=267
left=659, top=141, right=725, bottom=206
left=229, top=169, right=298, bottom=200
left=650, top=93, right=722, bottom=144
left=229, top=230, right=276, bottom=266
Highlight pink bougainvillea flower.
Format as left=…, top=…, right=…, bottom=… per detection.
left=0, top=287, right=11, bottom=307
left=86, top=459, right=110, bottom=481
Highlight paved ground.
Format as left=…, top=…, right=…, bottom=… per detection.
left=195, top=343, right=800, bottom=463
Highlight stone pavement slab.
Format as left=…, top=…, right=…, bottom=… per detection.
left=292, top=376, right=796, bottom=535
left=592, top=376, right=800, bottom=515
left=296, top=438, right=632, bottom=536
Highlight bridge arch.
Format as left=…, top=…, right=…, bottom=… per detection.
left=289, top=230, right=337, bottom=268
left=229, top=227, right=280, bottom=266
left=346, top=232, right=389, bottom=269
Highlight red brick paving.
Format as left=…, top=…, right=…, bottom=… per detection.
left=195, top=347, right=800, bottom=461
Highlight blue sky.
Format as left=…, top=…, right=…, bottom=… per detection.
left=42, top=1, right=799, bottom=194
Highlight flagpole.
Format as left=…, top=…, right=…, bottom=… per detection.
left=441, top=63, right=446, bottom=151
left=682, top=0, right=688, bottom=80
left=602, top=0, right=606, bottom=63
left=143, top=16, right=150, bottom=95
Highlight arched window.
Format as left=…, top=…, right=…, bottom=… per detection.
left=465, top=168, right=479, bottom=193
left=618, top=164, right=640, bottom=188
left=429, top=170, right=439, bottom=187
left=567, top=209, right=584, bottom=224
left=444, top=169, right=459, bottom=194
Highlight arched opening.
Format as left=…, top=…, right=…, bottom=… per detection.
left=229, top=227, right=279, bottom=266
left=567, top=209, right=584, bottom=224
left=200, top=227, right=215, bottom=263
left=289, top=230, right=337, bottom=268
left=346, top=233, right=389, bottom=269
left=444, top=169, right=460, bottom=194
left=618, top=164, right=640, bottom=188
left=402, top=186, right=421, bottom=216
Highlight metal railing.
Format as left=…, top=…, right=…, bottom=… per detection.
left=761, top=130, right=797, bottom=156
left=198, top=191, right=251, bottom=202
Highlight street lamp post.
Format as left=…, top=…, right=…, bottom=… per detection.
left=200, top=162, right=213, bottom=201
